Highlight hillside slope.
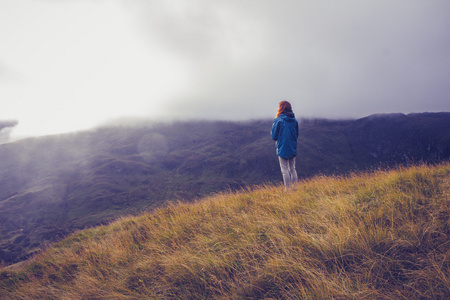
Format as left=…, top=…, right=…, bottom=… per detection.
left=0, top=112, right=449, bottom=265
left=1, top=163, right=449, bottom=299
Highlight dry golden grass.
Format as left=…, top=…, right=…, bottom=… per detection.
left=1, top=163, right=449, bottom=299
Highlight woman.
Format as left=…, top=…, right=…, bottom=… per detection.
left=271, top=100, right=299, bottom=190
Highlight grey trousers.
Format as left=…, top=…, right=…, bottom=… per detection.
left=278, top=156, right=298, bottom=189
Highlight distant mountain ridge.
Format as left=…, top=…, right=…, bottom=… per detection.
left=0, top=112, right=449, bottom=264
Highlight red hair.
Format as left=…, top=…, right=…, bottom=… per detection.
left=276, top=101, right=292, bottom=117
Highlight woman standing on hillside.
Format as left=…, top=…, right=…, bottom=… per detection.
left=271, top=100, right=299, bottom=190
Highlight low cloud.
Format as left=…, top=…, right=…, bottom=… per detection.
left=127, top=0, right=450, bottom=120
left=0, top=120, right=18, bottom=144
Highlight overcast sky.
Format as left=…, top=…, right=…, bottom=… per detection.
left=1, top=0, right=450, bottom=139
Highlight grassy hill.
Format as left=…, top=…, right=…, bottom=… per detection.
left=0, top=113, right=449, bottom=265
left=1, top=163, right=449, bottom=299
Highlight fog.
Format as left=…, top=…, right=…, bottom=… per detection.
left=0, top=120, right=17, bottom=144
left=1, top=0, right=450, bottom=140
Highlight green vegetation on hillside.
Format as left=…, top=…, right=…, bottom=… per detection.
left=1, top=163, right=449, bottom=299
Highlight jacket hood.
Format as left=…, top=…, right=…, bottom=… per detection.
left=280, top=112, right=296, bottom=120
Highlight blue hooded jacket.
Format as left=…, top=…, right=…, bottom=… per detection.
left=271, top=112, right=299, bottom=159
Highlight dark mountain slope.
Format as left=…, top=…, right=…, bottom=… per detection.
left=297, top=112, right=449, bottom=174
left=0, top=113, right=449, bottom=264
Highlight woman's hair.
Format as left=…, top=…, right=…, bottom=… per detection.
left=276, top=100, right=292, bottom=117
